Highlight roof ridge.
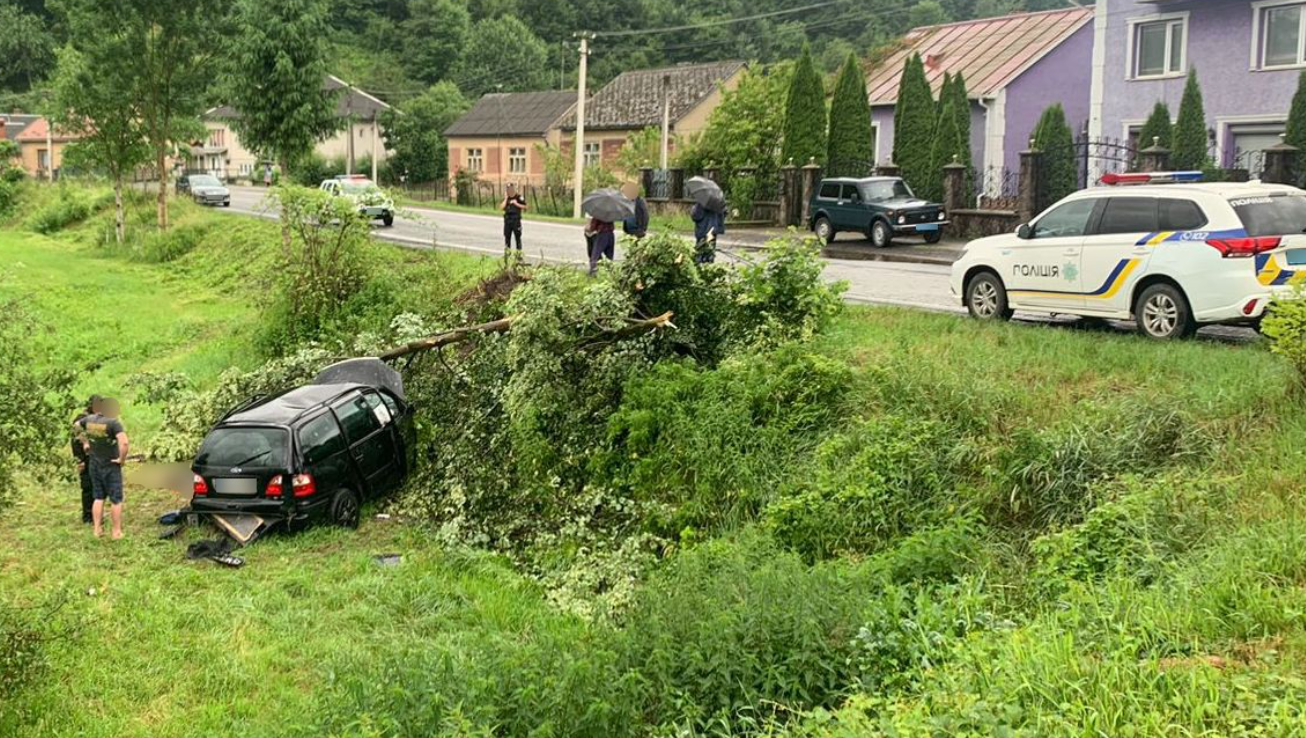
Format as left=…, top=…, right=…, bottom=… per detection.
left=610, top=59, right=746, bottom=77
left=908, top=5, right=1090, bottom=34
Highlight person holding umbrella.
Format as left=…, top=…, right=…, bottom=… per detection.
left=581, top=187, right=635, bottom=276
left=687, top=176, right=727, bottom=264
left=621, top=182, right=649, bottom=241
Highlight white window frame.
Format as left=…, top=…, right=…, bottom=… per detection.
left=1125, top=12, right=1189, bottom=81
left=582, top=141, right=600, bottom=168
left=467, top=148, right=483, bottom=172
left=1252, top=0, right=1306, bottom=70
left=508, top=146, right=526, bottom=174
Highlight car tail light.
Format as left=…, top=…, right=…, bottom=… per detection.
left=265, top=475, right=284, bottom=498
left=1206, top=236, right=1281, bottom=258
left=291, top=473, right=316, bottom=498
left=192, top=474, right=208, bottom=496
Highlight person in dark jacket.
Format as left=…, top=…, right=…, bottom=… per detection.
left=501, top=184, right=527, bottom=253
left=691, top=202, right=727, bottom=263
left=72, top=395, right=102, bottom=524
left=585, top=217, right=616, bottom=275
left=621, top=183, right=649, bottom=240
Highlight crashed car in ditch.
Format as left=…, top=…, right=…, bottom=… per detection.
left=189, top=359, right=415, bottom=533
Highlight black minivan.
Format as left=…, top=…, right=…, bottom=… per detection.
left=190, top=375, right=415, bottom=530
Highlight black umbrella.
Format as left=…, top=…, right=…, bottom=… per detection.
left=686, top=176, right=725, bottom=210
left=313, top=358, right=406, bottom=400
left=581, top=188, right=635, bottom=222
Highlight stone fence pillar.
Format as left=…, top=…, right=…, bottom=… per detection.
left=668, top=167, right=685, bottom=200
left=875, top=160, right=900, bottom=178
left=1019, top=147, right=1043, bottom=223
left=779, top=162, right=800, bottom=227
left=942, top=161, right=967, bottom=214
left=1263, top=138, right=1300, bottom=185
left=701, top=165, right=721, bottom=184
left=800, top=158, right=822, bottom=227
left=1135, top=137, right=1171, bottom=173
left=640, top=167, right=654, bottom=197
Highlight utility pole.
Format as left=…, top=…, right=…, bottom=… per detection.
left=572, top=33, right=590, bottom=219
left=660, top=73, right=671, bottom=170
left=495, top=83, right=504, bottom=192
left=371, top=109, right=379, bottom=182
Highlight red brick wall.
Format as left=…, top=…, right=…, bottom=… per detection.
left=601, top=138, right=623, bottom=165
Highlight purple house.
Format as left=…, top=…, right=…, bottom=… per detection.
left=1091, top=0, right=1305, bottom=177
left=864, top=8, right=1094, bottom=181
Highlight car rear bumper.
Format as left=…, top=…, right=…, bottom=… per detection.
left=189, top=495, right=329, bottom=526
left=360, top=207, right=392, bottom=218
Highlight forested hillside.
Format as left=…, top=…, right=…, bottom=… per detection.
left=3, top=0, right=1072, bottom=109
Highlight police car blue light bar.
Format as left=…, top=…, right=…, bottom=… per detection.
left=1100, top=171, right=1204, bottom=186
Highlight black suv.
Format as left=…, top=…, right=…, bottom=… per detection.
left=809, top=177, right=948, bottom=247
left=190, top=374, right=415, bottom=530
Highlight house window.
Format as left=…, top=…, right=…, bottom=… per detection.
left=37, top=149, right=50, bottom=170
left=467, top=148, right=483, bottom=172
left=583, top=142, right=600, bottom=168
left=509, top=147, right=526, bottom=174
left=208, top=129, right=224, bottom=147
left=1130, top=15, right=1186, bottom=78
left=1258, top=2, right=1306, bottom=68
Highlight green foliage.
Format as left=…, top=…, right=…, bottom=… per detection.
left=781, top=44, right=828, bottom=167
left=613, top=126, right=666, bottom=174
left=1172, top=69, right=1211, bottom=171
left=0, top=140, right=19, bottom=163
left=891, top=54, right=935, bottom=188
left=924, top=99, right=964, bottom=202
left=134, top=220, right=214, bottom=263
left=679, top=62, right=793, bottom=180
left=23, top=186, right=109, bottom=234
left=1032, top=103, right=1076, bottom=206
left=826, top=53, right=875, bottom=176
left=1136, top=101, right=1173, bottom=154
left=401, top=0, right=469, bottom=85
left=380, top=81, right=470, bottom=183
left=1287, top=71, right=1306, bottom=155
left=909, top=0, right=949, bottom=27
left=224, top=0, right=341, bottom=175
left=0, top=3, right=54, bottom=92
left=454, top=16, right=550, bottom=97
left=0, top=598, right=65, bottom=713
left=1263, top=288, right=1306, bottom=390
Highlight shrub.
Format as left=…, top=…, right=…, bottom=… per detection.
left=135, top=220, right=212, bottom=262
left=733, top=234, right=845, bottom=348
left=1262, top=288, right=1306, bottom=390
left=0, top=179, right=15, bottom=216
left=1172, top=69, right=1211, bottom=171
left=1, top=165, right=23, bottom=183
left=24, top=186, right=101, bottom=233
left=0, top=298, right=74, bottom=510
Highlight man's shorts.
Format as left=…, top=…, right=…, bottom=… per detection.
left=90, top=460, right=124, bottom=504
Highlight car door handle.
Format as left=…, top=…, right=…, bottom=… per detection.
left=1063, top=248, right=1080, bottom=255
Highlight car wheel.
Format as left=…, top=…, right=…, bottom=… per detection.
left=382, top=212, right=394, bottom=227
left=222, top=202, right=230, bottom=208
left=966, top=271, right=1013, bottom=321
left=1135, top=283, right=1195, bottom=339
left=923, top=230, right=943, bottom=244
left=813, top=216, right=835, bottom=242
left=870, top=220, right=893, bottom=248
left=329, top=488, right=361, bottom=529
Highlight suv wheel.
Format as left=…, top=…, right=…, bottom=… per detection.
left=923, top=229, right=943, bottom=244
left=814, top=216, right=835, bottom=242
left=1135, top=283, right=1195, bottom=339
left=329, top=489, right=361, bottom=529
left=966, top=272, right=1013, bottom=321
left=870, top=220, right=893, bottom=248
left=382, top=212, right=394, bottom=227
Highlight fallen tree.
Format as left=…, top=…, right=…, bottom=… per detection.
left=378, top=311, right=678, bottom=361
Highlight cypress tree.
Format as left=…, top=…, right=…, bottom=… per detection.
left=1136, top=101, right=1173, bottom=153
left=781, top=43, right=828, bottom=167
left=826, top=52, right=874, bottom=177
left=1172, top=69, right=1210, bottom=170
left=1283, top=70, right=1306, bottom=154
left=926, top=100, right=964, bottom=202
left=949, top=71, right=974, bottom=201
left=1032, top=103, right=1076, bottom=204
left=893, top=53, right=937, bottom=193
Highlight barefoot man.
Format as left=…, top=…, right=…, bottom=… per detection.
left=75, top=397, right=129, bottom=539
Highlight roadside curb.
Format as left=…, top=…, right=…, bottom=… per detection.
left=724, top=238, right=960, bottom=266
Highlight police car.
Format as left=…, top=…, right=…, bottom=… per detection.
left=950, top=171, right=1306, bottom=338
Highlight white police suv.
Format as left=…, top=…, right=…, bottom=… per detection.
left=950, top=171, right=1306, bottom=338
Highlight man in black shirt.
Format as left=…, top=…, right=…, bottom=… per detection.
left=501, top=184, right=527, bottom=253
left=75, top=397, right=130, bottom=539
left=71, top=395, right=101, bottom=524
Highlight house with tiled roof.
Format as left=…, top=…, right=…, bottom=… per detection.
left=444, top=90, right=577, bottom=187
left=557, top=60, right=747, bottom=174
left=11, top=116, right=81, bottom=179
left=198, top=74, right=392, bottom=181
left=864, top=7, right=1094, bottom=177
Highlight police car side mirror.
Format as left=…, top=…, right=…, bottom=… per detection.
left=1016, top=223, right=1033, bottom=240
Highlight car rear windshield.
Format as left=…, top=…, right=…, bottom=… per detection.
left=340, top=181, right=378, bottom=195
left=1231, top=194, right=1306, bottom=236
left=195, top=427, right=288, bottom=468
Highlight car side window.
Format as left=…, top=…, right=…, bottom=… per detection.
left=361, top=390, right=393, bottom=427
left=841, top=184, right=862, bottom=202
left=332, top=394, right=382, bottom=443
left=818, top=183, right=839, bottom=199
left=1032, top=199, right=1097, bottom=238
left=1157, top=199, right=1207, bottom=231
left=1096, top=197, right=1159, bottom=235
left=299, top=413, right=346, bottom=465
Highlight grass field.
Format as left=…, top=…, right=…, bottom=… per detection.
left=4, top=182, right=1306, bottom=737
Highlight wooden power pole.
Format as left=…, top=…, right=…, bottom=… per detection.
left=572, top=33, right=590, bottom=219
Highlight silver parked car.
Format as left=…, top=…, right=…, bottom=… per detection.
left=188, top=174, right=231, bottom=207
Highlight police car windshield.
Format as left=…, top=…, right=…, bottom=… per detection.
left=863, top=180, right=913, bottom=201
left=1231, top=194, right=1306, bottom=236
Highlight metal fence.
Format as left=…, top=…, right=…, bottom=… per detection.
left=971, top=166, right=1020, bottom=210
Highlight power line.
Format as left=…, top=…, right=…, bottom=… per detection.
left=591, top=0, right=845, bottom=38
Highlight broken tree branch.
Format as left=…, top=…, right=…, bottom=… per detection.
left=377, top=311, right=677, bottom=362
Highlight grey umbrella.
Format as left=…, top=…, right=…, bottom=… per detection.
left=685, top=176, right=726, bottom=210
left=581, top=188, right=635, bottom=222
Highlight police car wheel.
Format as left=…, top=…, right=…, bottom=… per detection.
left=965, top=272, right=1012, bottom=321
left=814, top=216, right=834, bottom=242
left=1135, top=284, right=1195, bottom=339
left=871, top=220, right=893, bottom=248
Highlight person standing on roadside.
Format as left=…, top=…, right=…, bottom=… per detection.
left=585, top=216, right=616, bottom=275
left=691, top=201, right=727, bottom=264
left=71, top=395, right=102, bottom=525
left=501, top=184, right=527, bottom=254
left=621, top=182, right=649, bottom=241
left=74, top=397, right=129, bottom=540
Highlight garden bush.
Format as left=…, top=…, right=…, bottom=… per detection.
left=0, top=298, right=74, bottom=509
left=23, top=186, right=106, bottom=233
left=1263, top=289, right=1306, bottom=390
left=135, top=219, right=213, bottom=262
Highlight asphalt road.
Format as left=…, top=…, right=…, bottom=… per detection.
left=216, top=185, right=1256, bottom=342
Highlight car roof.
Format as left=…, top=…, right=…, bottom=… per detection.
left=1067, top=181, right=1306, bottom=200
left=223, top=383, right=366, bottom=425
left=822, top=176, right=901, bottom=184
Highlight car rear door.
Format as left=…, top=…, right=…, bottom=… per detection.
left=1079, top=196, right=1161, bottom=313
left=331, top=391, right=399, bottom=497
left=296, top=412, right=354, bottom=497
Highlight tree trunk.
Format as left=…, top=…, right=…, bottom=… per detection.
left=113, top=177, right=125, bottom=245
left=278, top=156, right=292, bottom=253
left=377, top=311, right=677, bottom=361
left=156, top=147, right=169, bottom=231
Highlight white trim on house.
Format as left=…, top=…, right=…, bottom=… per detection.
left=1215, top=113, right=1289, bottom=165
left=871, top=120, right=881, bottom=163
left=1120, top=118, right=1148, bottom=143
left=1251, top=0, right=1306, bottom=70
left=1124, top=10, right=1190, bottom=81
left=1089, top=0, right=1108, bottom=142
left=983, top=89, right=1006, bottom=179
